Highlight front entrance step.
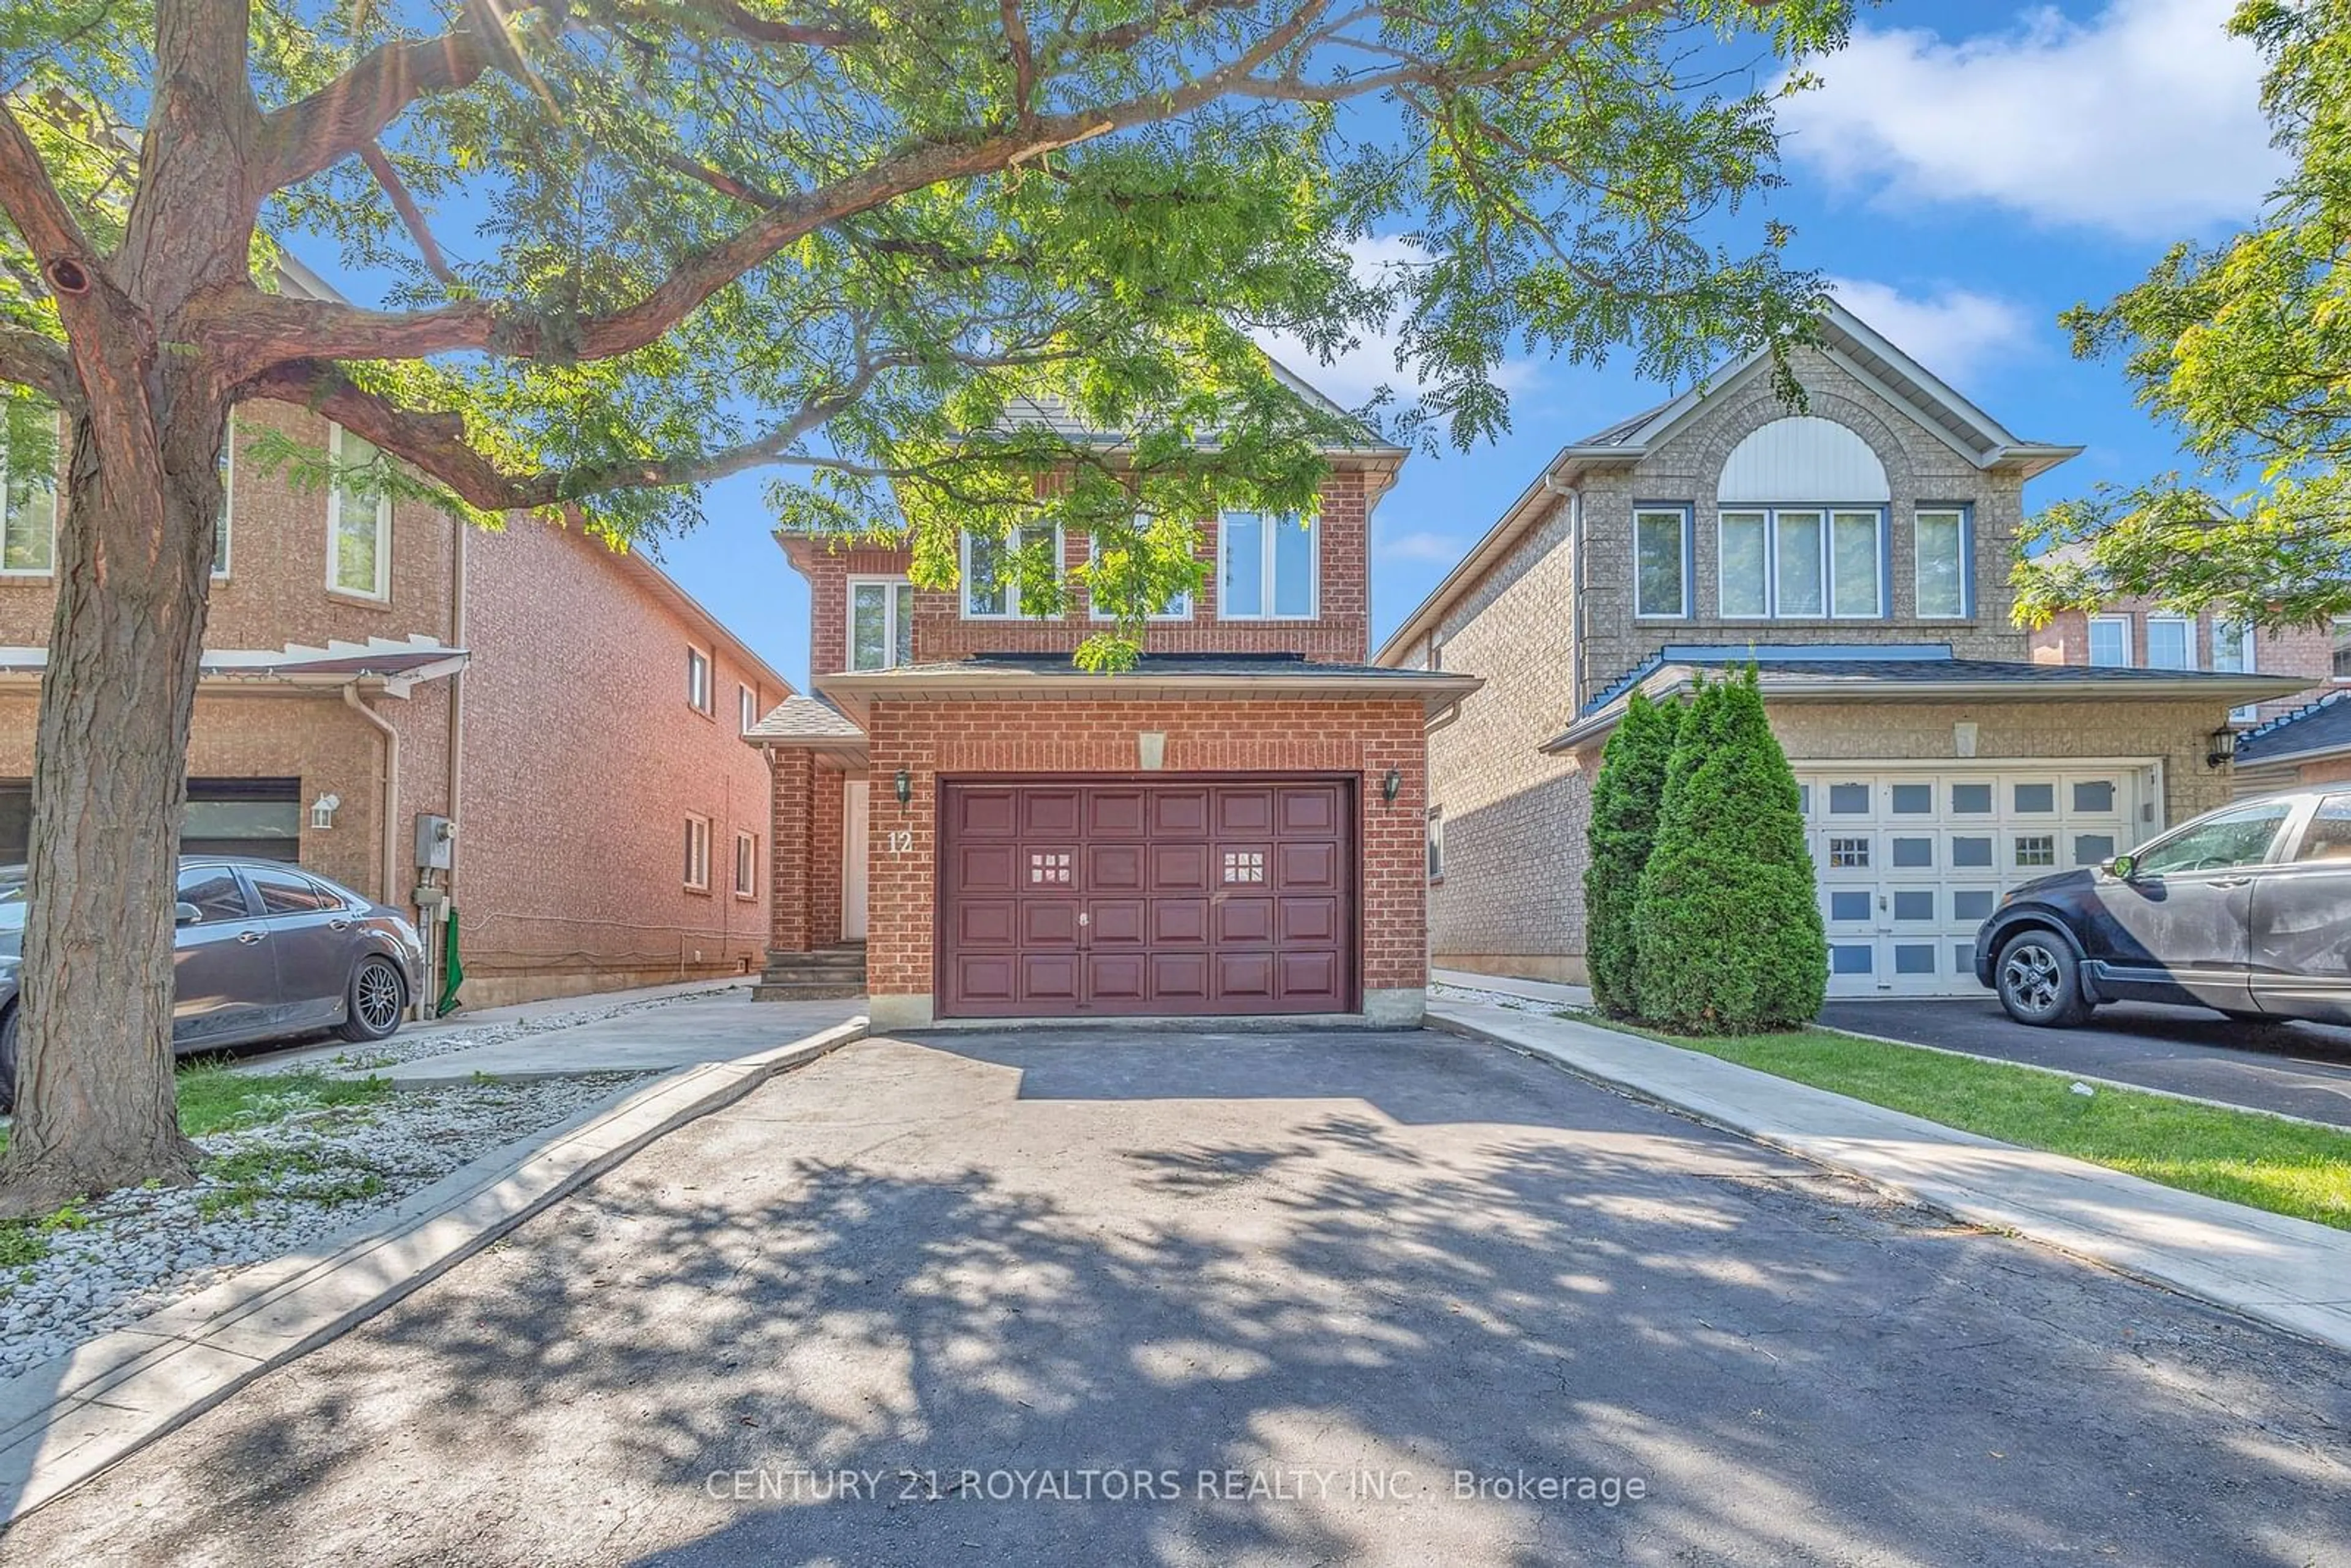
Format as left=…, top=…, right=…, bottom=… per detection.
left=752, top=943, right=867, bottom=1002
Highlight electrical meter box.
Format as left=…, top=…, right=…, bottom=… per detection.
left=414, top=814, right=456, bottom=871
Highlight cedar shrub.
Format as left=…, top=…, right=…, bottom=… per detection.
left=1584, top=688, right=1683, bottom=1015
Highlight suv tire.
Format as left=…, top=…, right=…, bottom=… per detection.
left=1995, top=930, right=2093, bottom=1028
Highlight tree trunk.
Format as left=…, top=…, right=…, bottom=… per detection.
left=0, top=399, right=221, bottom=1215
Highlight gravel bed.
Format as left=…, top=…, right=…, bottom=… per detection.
left=0, top=1071, right=652, bottom=1376
left=1428, top=980, right=1576, bottom=1016
left=248, top=983, right=746, bottom=1076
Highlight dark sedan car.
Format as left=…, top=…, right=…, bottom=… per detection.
left=1974, top=787, right=2351, bottom=1027
left=0, top=857, right=426, bottom=1109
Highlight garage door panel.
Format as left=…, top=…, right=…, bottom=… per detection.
left=1088, top=843, right=1144, bottom=891
left=954, top=790, right=1020, bottom=838
left=1275, top=841, right=1339, bottom=890
left=940, top=779, right=1353, bottom=1017
left=1089, top=899, right=1146, bottom=946
left=1151, top=899, right=1209, bottom=945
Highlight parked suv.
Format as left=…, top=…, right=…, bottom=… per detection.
left=0, top=857, right=426, bottom=1110
left=1974, top=787, right=2351, bottom=1028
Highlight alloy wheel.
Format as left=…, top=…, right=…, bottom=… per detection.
left=355, top=959, right=403, bottom=1033
left=2000, top=942, right=2063, bottom=1016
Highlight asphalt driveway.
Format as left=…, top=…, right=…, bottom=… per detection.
left=6, top=1030, right=2345, bottom=1566
left=1820, top=996, right=2351, bottom=1127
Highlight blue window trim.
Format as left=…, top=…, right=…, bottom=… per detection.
left=1913, top=501, right=1974, bottom=621
left=1631, top=501, right=1693, bottom=621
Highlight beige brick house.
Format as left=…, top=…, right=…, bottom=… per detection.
left=749, top=367, right=1478, bottom=1026
left=1376, top=304, right=2311, bottom=998
left=0, top=268, right=786, bottom=1009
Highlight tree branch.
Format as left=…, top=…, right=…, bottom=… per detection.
left=257, top=13, right=506, bottom=192
left=360, top=143, right=460, bottom=285
left=0, top=325, right=76, bottom=403
left=0, top=101, right=97, bottom=268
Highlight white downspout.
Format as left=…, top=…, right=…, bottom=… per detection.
left=343, top=684, right=400, bottom=905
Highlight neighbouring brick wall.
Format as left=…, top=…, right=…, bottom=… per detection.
left=809, top=765, right=846, bottom=947
left=784, top=468, right=1378, bottom=672
left=863, top=696, right=1428, bottom=1005
left=453, top=519, right=774, bottom=996
left=2030, top=601, right=2331, bottom=722
left=1397, top=498, right=1595, bottom=975
left=767, top=748, right=814, bottom=952
left=1576, top=346, right=2034, bottom=710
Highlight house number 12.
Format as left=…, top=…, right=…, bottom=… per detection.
left=886, top=830, right=914, bottom=854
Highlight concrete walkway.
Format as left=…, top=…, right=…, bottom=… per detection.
left=1429, top=998, right=2351, bottom=1354
left=247, top=982, right=866, bottom=1085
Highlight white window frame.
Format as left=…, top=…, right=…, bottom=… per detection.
left=1215, top=509, right=1319, bottom=621
left=733, top=829, right=758, bottom=899
left=214, top=427, right=233, bottom=579
left=324, top=423, right=392, bottom=601
left=1427, top=806, right=1445, bottom=882
left=1715, top=505, right=1887, bottom=621
left=2331, top=615, right=2351, bottom=683
left=686, top=645, right=713, bottom=715
left=0, top=420, right=58, bottom=579
left=959, top=523, right=1062, bottom=620
left=1911, top=506, right=1971, bottom=620
left=2144, top=613, right=2194, bottom=672
left=2087, top=613, right=2132, bottom=669
left=2211, top=619, right=2259, bottom=722
left=683, top=814, right=712, bottom=891
left=1633, top=505, right=1692, bottom=621
left=1086, top=528, right=1193, bottom=621
left=846, top=575, right=916, bottom=669
left=738, top=683, right=757, bottom=733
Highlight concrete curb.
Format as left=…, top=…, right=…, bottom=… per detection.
left=0, top=1016, right=869, bottom=1524
left=1428, top=1000, right=2351, bottom=1357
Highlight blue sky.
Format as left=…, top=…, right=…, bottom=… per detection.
left=624, top=0, right=2287, bottom=689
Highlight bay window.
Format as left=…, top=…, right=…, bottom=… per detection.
left=1633, top=507, right=1691, bottom=618
left=849, top=577, right=915, bottom=669
left=1219, top=510, right=1315, bottom=619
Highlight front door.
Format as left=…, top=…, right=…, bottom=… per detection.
left=2087, top=798, right=2293, bottom=1010
left=171, top=864, right=277, bottom=1046
left=842, top=779, right=870, bottom=941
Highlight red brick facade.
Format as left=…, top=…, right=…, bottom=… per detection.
left=860, top=697, right=1429, bottom=1011
left=0, top=399, right=786, bottom=1009
left=2030, top=599, right=2333, bottom=722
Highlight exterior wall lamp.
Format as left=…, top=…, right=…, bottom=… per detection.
left=2206, top=726, right=2238, bottom=770
left=1381, top=767, right=1402, bottom=805
left=894, top=768, right=913, bottom=808
left=309, top=793, right=340, bottom=830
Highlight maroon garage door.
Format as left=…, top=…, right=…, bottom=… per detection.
left=939, top=778, right=1355, bottom=1017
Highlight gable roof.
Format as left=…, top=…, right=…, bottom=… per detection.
left=1372, top=301, right=2086, bottom=667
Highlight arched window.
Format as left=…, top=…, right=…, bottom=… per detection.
left=1715, top=418, right=1890, bottom=620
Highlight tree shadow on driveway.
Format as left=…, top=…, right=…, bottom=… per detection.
left=4, top=1030, right=2347, bottom=1567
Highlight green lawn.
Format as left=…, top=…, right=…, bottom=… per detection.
left=1573, top=1015, right=2351, bottom=1231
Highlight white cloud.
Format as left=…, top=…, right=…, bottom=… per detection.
left=1778, top=0, right=2285, bottom=238
left=1375, top=528, right=1467, bottom=565
left=1251, top=234, right=1543, bottom=408
left=1825, top=277, right=2039, bottom=381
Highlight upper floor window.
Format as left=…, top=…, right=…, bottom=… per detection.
left=1719, top=507, right=1884, bottom=620
left=962, top=523, right=1060, bottom=619
left=326, top=425, right=391, bottom=599
left=1087, top=528, right=1191, bottom=621
left=686, top=645, right=713, bottom=714
left=1219, top=511, right=1315, bottom=619
left=2333, top=615, right=2351, bottom=681
left=738, top=683, right=758, bottom=732
left=850, top=577, right=916, bottom=667
left=683, top=813, right=711, bottom=890
left=1913, top=508, right=1969, bottom=618
left=1, top=427, right=57, bottom=577
left=2088, top=613, right=2130, bottom=667
left=733, top=830, right=758, bottom=898
left=1633, top=508, right=1690, bottom=620
left=2145, top=613, right=2193, bottom=670
left=2211, top=619, right=2258, bottom=722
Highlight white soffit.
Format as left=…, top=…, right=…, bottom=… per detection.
left=1718, top=416, right=1891, bottom=505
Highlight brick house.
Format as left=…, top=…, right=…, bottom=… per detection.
left=1374, top=303, right=2312, bottom=999
left=749, top=370, right=1479, bottom=1027
left=0, top=280, right=786, bottom=1010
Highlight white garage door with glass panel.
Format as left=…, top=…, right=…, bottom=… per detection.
left=1796, top=764, right=2156, bottom=997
